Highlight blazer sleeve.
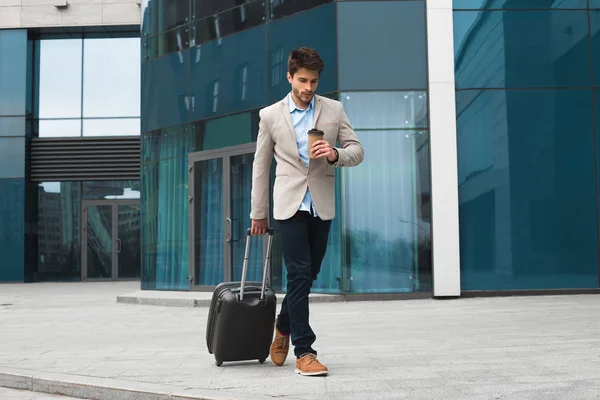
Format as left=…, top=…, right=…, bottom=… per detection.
left=250, top=108, right=274, bottom=220
left=333, top=102, right=364, bottom=167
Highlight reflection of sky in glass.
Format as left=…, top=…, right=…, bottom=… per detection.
left=341, top=91, right=429, bottom=243
left=83, top=38, right=140, bottom=118
left=39, top=39, right=82, bottom=119
left=38, top=38, right=140, bottom=138
left=40, top=182, right=61, bottom=193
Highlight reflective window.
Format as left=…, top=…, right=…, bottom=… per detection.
left=454, top=0, right=586, bottom=9
left=83, top=118, right=140, bottom=136
left=37, top=37, right=141, bottom=137
left=0, top=179, right=25, bottom=282
left=590, top=11, right=600, bottom=84
left=340, top=92, right=428, bottom=129
left=36, top=182, right=81, bottom=281
left=592, top=0, right=600, bottom=8
left=83, top=180, right=141, bottom=200
left=270, top=0, right=333, bottom=20
left=192, top=1, right=266, bottom=47
left=0, top=137, right=24, bottom=179
left=38, top=120, right=81, bottom=138
left=338, top=1, right=427, bottom=91
left=141, top=158, right=189, bottom=290
left=142, top=124, right=196, bottom=162
left=189, top=26, right=266, bottom=120
left=454, top=10, right=591, bottom=89
left=160, top=0, right=189, bottom=30
left=456, top=89, right=599, bottom=290
left=267, top=3, right=337, bottom=103
left=141, top=49, right=190, bottom=132
left=340, top=91, right=432, bottom=293
left=155, top=26, right=190, bottom=58
left=38, top=39, right=83, bottom=119
left=0, top=117, right=25, bottom=137
left=0, top=30, right=27, bottom=117
left=83, top=38, right=141, bottom=118
left=193, top=0, right=255, bottom=21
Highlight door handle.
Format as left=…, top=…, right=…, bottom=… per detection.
left=225, top=218, right=232, bottom=242
left=117, top=238, right=122, bottom=253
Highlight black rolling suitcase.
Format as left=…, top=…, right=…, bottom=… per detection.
left=206, top=228, right=277, bottom=367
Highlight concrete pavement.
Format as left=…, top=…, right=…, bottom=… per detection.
left=1, top=282, right=600, bottom=399
left=0, top=387, right=85, bottom=399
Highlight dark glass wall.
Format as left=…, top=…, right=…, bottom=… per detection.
left=0, top=30, right=28, bottom=282
left=454, top=1, right=600, bottom=290
left=141, top=0, right=431, bottom=292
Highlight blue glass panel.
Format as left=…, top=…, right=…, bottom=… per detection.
left=267, top=4, right=337, bottom=103
left=590, top=11, right=600, bottom=85
left=454, top=10, right=591, bottom=89
left=337, top=1, right=427, bottom=91
left=194, top=157, right=224, bottom=286
left=189, top=26, right=267, bottom=120
left=201, top=111, right=259, bottom=150
left=0, top=30, right=27, bottom=116
left=0, top=137, right=24, bottom=179
left=339, top=91, right=432, bottom=293
left=142, top=123, right=197, bottom=162
left=141, top=49, right=190, bottom=133
left=36, top=182, right=81, bottom=282
left=592, top=0, right=600, bottom=9
left=0, top=117, right=25, bottom=137
left=140, top=157, right=189, bottom=290
left=192, top=2, right=266, bottom=47
left=454, top=0, right=586, bottom=9
left=457, top=89, right=598, bottom=290
left=0, top=179, right=24, bottom=282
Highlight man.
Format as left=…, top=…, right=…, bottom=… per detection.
left=249, top=47, right=364, bottom=376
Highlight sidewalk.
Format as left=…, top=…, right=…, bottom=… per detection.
left=1, top=282, right=600, bottom=400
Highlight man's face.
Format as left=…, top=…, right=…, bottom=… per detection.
left=287, top=67, right=319, bottom=107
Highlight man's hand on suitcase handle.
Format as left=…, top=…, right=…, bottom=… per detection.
left=250, top=219, right=269, bottom=236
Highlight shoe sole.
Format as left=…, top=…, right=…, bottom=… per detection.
left=271, top=358, right=285, bottom=367
left=295, top=368, right=329, bottom=376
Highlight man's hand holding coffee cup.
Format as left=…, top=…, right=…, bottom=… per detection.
left=311, top=140, right=337, bottom=162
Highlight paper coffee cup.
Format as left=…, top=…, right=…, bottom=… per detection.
left=308, top=129, right=324, bottom=159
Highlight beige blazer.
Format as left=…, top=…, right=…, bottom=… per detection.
left=250, top=94, right=364, bottom=221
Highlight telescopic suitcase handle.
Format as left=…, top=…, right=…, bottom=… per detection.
left=240, top=228, right=274, bottom=301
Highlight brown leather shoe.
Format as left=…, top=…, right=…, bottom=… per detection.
left=295, top=353, right=328, bottom=376
left=269, top=323, right=290, bottom=366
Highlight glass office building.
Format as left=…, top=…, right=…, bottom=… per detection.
left=2, top=0, right=600, bottom=297
left=140, top=0, right=433, bottom=293
left=0, top=26, right=142, bottom=283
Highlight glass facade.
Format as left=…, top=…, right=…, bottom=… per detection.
left=35, top=37, right=141, bottom=137
left=0, top=26, right=143, bottom=283
left=0, top=29, right=28, bottom=282
left=141, top=0, right=432, bottom=293
left=454, top=1, right=600, bottom=290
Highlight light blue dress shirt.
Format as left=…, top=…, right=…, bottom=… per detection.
left=288, top=93, right=318, bottom=217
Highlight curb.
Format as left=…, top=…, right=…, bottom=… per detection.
left=0, top=367, right=278, bottom=400
left=116, top=293, right=346, bottom=308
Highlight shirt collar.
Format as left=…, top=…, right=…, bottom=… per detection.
left=288, top=92, right=314, bottom=113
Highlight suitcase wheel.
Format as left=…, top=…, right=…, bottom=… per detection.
left=215, top=359, right=223, bottom=367
left=258, top=359, right=266, bottom=364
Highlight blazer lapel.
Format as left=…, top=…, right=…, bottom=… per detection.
left=280, top=98, right=297, bottom=143
left=313, top=95, right=323, bottom=128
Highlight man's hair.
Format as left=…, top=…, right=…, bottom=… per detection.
left=288, top=47, right=324, bottom=76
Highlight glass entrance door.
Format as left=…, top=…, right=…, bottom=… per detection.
left=82, top=200, right=141, bottom=280
left=188, top=143, right=265, bottom=290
